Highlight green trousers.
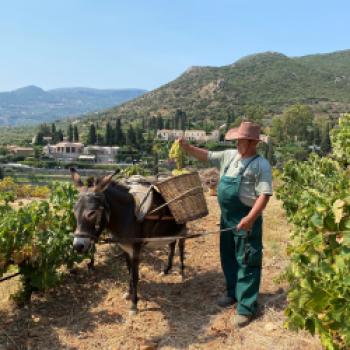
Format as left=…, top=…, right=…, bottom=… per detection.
left=217, top=175, right=263, bottom=316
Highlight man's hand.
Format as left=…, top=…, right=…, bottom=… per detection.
left=236, top=216, right=254, bottom=232
left=177, top=138, right=208, bottom=161
left=178, top=137, right=189, bottom=151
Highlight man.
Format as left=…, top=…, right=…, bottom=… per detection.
left=179, top=121, right=272, bottom=327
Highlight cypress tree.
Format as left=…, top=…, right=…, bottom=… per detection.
left=67, top=124, right=74, bottom=142
left=73, top=125, right=79, bottom=142
left=58, top=129, right=64, bottom=142
left=87, top=124, right=97, bottom=145
left=51, top=123, right=56, bottom=135
left=104, top=122, right=114, bottom=145
left=126, top=125, right=136, bottom=146
left=115, top=118, right=125, bottom=145
left=35, top=131, right=44, bottom=145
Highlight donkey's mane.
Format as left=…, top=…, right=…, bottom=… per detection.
left=108, top=180, right=130, bottom=192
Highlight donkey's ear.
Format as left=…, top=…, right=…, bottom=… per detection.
left=93, top=170, right=118, bottom=193
left=70, top=168, right=84, bottom=188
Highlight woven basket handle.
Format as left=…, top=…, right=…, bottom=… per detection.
left=148, top=186, right=202, bottom=215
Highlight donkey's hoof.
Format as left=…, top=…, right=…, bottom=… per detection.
left=129, top=308, right=138, bottom=316
left=87, top=262, right=95, bottom=270
left=122, top=292, right=131, bottom=300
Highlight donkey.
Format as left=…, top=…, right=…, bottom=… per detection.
left=70, top=168, right=186, bottom=314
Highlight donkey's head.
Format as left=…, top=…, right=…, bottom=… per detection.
left=70, top=168, right=117, bottom=253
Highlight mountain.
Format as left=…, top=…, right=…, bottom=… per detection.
left=91, top=50, right=350, bottom=124
left=0, top=86, right=147, bottom=126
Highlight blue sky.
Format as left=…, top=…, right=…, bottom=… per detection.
left=0, top=0, right=349, bottom=92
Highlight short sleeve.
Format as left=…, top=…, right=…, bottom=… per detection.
left=255, top=159, right=273, bottom=196
left=207, top=150, right=226, bottom=169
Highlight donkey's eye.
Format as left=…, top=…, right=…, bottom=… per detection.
left=85, top=210, right=96, bottom=219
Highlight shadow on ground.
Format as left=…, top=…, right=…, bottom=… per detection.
left=0, top=247, right=126, bottom=350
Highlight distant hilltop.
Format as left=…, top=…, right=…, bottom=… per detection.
left=0, top=86, right=147, bottom=126
left=91, top=49, right=350, bottom=124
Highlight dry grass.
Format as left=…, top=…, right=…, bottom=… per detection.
left=0, top=194, right=321, bottom=350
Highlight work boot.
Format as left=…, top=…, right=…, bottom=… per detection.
left=216, top=295, right=236, bottom=308
left=231, top=314, right=252, bottom=328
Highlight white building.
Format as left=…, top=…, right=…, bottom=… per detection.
left=44, top=142, right=120, bottom=163
left=44, top=142, right=84, bottom=161
left=156, top=129, right=220, bottom=142
left=83, top=146, right=120, bottom=164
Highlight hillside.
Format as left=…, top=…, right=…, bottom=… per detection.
left=92, top=50, right=350, bottom=124
left=0, top=86, right=146, bottom=126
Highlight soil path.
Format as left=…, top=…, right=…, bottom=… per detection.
left=0, top=195, right=321, bottom=350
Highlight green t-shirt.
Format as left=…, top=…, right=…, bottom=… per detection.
left=208, top=149, right=273, bottom=207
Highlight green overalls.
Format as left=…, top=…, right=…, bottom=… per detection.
left=217, top=154, right=263, bottom=316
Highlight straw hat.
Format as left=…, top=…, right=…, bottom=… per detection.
left=225, top=121, right=265, bottom=142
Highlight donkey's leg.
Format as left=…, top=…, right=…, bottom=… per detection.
left=129, top=244, right=141, bottom=315
left=87, top=244, right=96, bottom=270
left=87, top=254, right=95, bottom=270
left=178, top=238, right=186, bottom=280
left=163, top=241, right=176, bottom=275
left=123, top=252, right=132, bottom=300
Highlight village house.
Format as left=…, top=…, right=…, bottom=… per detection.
left=7, top=145, right=34, bottom=157
left=44, top=142, right=84, bottom=161
left=44, top=142, right=120, bottom=163
left=156, top=129, right=220, bottom=142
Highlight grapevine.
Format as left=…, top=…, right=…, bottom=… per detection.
left=277, top=114, right=350, bottom=349
left=0, top=181, right=87, bottom=303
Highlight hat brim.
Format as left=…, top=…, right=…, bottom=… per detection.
left=225, top=128, right=264, bottom=142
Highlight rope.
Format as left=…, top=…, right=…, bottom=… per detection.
left=147, top=186, right=202, bottom=215
left=0, top=272, right=20, bottom=283
left=99, top=226, right=247, bottom=244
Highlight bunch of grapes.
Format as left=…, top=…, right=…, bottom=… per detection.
left=168, top=140, right=190, bottom=176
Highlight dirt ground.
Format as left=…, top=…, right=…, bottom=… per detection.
left=0, top=194, right=322, bottom=350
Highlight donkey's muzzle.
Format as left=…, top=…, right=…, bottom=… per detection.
left=73, top=236, right=92, bottom=253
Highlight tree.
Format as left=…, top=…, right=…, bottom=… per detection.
left=87, top=124, right=97, bottom=145
left=156, top=116, right=164, bottom=130
left=225, top=111, right=235, bottom=133
left=115, top=118, right=125, bottom=145
left=282, top=104, right=314, bottom=143
left=174, top=109, right=187, bottom=130
left=243, top=105, right=266, bottom=124
left=73, top=125, right=79, bottom=142
left=39, top=123, right=51, bottom=136
left=135, top=126, right=144, bottom=148
left=34, top=131, right=45, bottom=146
left=51, top=123, right=56, bottom=135
left=67, top=124, right=74, bottom=142
left=270, top=117, right=284, bottom=144
left=104, top=122, right=114, bottom=145
left=320, top=122, right=331, bottom=155
left=57, top=129, right=64, bottom=142
left=126, top=125, right=136, bottom=146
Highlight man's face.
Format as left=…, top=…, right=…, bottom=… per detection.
left=237, top=139, right=251, bottom=155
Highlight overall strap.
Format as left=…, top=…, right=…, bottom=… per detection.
left=223, top=153, right=260, bottom=176
left=238, top=154, right=260, bottom=175
left=223, top=153, right=238, bottom=175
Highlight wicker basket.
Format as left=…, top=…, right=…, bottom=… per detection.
left=155, top=172, right=208, bottom=224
